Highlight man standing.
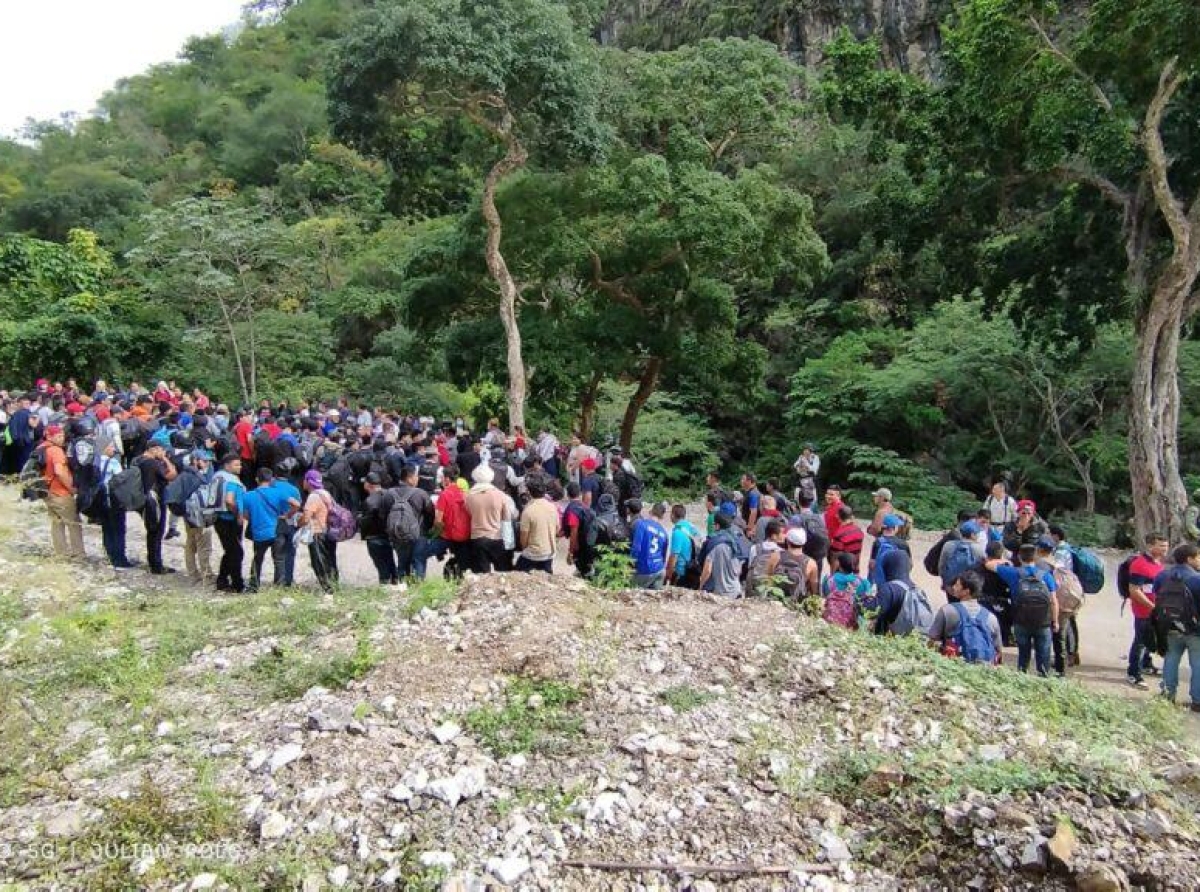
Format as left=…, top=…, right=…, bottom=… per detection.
left=823, top=486, right=844, bottom=547
left=139, top=440, right=178, bottom=574
left=43, top=425, right=85, bottom=559
left=699, top=513, right=746, bottom=598
left=535, top=428, right=561, bottom=480
left=740, top=473, right=762, bottom=532
left=666, top=504, right=701, bottom=587
left=866, top=488, right=895, bottom=538
left=562, top=482, right=597, bottom=578
left=983, top=480, right=1018, bottom=528
left=1126, top=533, right=1169, bottom=689
left=213, top=454, right=247, bottom=593
left=243, top=469, right=283, bottom=593
left=392, top=464, right=436, bottom=579
left=926, top=571, right=1002, bottom=663
left=1155, top=543, right=1200, bottom=711
left=360, top=472, right=398, bottom=584
left=467, top=464, right=508, bottom=573
left=793, top=443, right=820, bottom=504
left=435, top=463, right=472, bottom=578
left=517, top=477, right=558, bottom=573
left=629, top=500, right=669, bottom=590
left=991, top=544, right=1058, bottom=677
left=181, top=450, right=215, bottom=584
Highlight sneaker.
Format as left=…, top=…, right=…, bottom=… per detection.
left=149, top=566, right=177, bottom=575
left=164, top=529, right=180, bottom=541
left=1145, top=664, right=1160, bottom=676
left=1190, top=703, right=1200, bottom=714
left=1127, top=677, right=1149, bottom=690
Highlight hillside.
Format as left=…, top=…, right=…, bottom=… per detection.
left=2, top=493, right=1199, bottom=890
left=601, top=0, right=949, bottom=78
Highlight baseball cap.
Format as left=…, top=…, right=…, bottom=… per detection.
left=1017, top=499, right=1037, bottom=514
left=873, top=488, right=893, bottom=501
left=581, top=458, right=597, bottom=471
left=364, top=472, right=382, bottom=486
left=882, top=514, right=904, bottom=530
left=959, top=520, right=981, bottom=537
left=1036, top=536, right=1056, bottom=551
left=785, top=527, right=808, bottom=547
left=45, top=424, right=63, bottom=438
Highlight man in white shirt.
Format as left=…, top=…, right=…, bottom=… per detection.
left=982, top=480, right=1018, bottom=526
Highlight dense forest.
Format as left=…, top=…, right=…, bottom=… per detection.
left=2, top=0, right=1199, bottom=543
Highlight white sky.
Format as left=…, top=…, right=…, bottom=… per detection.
left=0, top=0, right=248, bottom=138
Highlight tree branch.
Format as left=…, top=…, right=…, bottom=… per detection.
left=1027, top=16, right=1113, bottom=114
left=1054, top=162, right=1130, bottom=210
left=588, top=249, right=646, bottom=313
left=1144, top=57, right=1189, bottom=250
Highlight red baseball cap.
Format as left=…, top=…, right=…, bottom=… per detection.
left=46, top=424, right=64, bottom=438
left=581, top=458, right=597, bottom=471
left=1017, top=499, right=1037, bottom=513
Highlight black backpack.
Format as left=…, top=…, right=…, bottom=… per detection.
left=1152, top=574, right=1200, bottom=639
left=924, top=532, right=953, bottom=577
left=798, top=513, right=829, bottom=562
left=1116, top=554, right=1138, bottom=608
left=417, top=462, right=438, bottom=494
left=387, top=495, right=421, bottom=545
left=109, top=462, right=147, bottom=513
left=593, top=510, right=629, bottom=547
left=1013, top=570, right=1053, bottom=629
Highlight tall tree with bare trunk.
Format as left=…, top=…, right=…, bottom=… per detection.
left=327, top=0, right=604, bottom=432
left=950, top=0, right=1200, bottom=541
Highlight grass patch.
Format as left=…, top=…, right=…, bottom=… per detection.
left=788, top=620, right=1192, bottom=804
left=496, top=780, right=587, bottom=822
left=658, top=684, right=718, bottom=713
left=246, top=636, right=379, bottom=702
left=464, top=677, right=585, bottom=757
left=55, top=775, right=241, bottom=892
left=400, top=577, right=460, bottom=619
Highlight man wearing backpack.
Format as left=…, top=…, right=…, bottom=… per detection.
left=666, top=504, right=702, bottom=588
left=982, top=480, right=1018, bottom=528
left=43, top=425, right=85, bottom=559
left=562, top=483, right=598, bottom=578
left=869, top=548, right=932, bottom=636
left=866, top=488, right=895, bottom=538
left=869, top=514, right=912, bottom=588
left=1124, top=533, right=1169, bottom=688
left=991, top=543, right=1058, bottom=677
left=927, top=571, right=1002, bottom=663
left=977, top=540, right=1015, bottom=647
left=138, top=440, right=178, bottom=574
left=938, top=520, right=985, bottom=600
left=699, top=512, right=746, bottom=598
left=1153, top=543, right=1200, bottom=711
left=180, top=450, right=215, bottom=584
left=391, top=463, right=437, bottom=579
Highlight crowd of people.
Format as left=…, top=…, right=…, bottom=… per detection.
left=1, top=378, right=1198, bottom=712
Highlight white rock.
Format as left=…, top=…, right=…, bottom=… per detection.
left=210, top=743, right=233, bottom=756
left=505, top=815, right=533, bottom=847
left=402, top=767, right=430, bottom=792
left=259, top=811, right=290, bottom=840
left=268, top=743, right=304, bottom=773
left=432, top=722, right=462, bottom=744
left=246, top=750, right=269, bottom=772
left=379, top=866, right=401, bottom=886
left=487, top=856, right=530, bottom=885
left=419, top=851, right=456, bottom=869
left=644, top=656, right=666, bottom=675
left=328, top=864, right=350, bottom=888
left=426, top=766, right=486, bottom=808
left=507, top=753, right=527, bottom=770
left=132, top=855, right=157, bottom=877
left=189, top=874, right=218, bottom=890
left=386, top=783, right=414, bottom=803
left=820, top=830, right=852, bottom=863
left=379, top=695, right=398, bottom=714
left=586, top=792, right=625, bottom=823
left=155, top=721, right=175, bottom=738
left=978, top=744, right=1004, bottom=763
left=526, top=693, right=545, bottom=709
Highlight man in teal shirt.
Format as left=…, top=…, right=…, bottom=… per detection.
left=666, top=504, right=701, bottom=586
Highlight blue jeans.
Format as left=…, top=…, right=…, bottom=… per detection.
left=633, top=571, right=665, bottom=590
left=1162, top=631, right=1200, bottom=704
left=1128, top=617, right=1156, bottom=679
left=397, top=536, right=446, bottom=580
left=1013, top=625, right=1052, bottom=676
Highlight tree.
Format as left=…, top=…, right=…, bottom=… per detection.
left=130, top=196, right=311, bottom=405
left=328, top=0, right=605, bottom=431
left=947, top=0, right=1200, bottom=540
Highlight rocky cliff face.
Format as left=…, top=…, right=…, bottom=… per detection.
left=601, top=0, right=950, bottom=81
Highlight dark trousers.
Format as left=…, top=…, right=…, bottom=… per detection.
left=1052, top=625, right=1066, bottom=676
left=100, top=502, right=128, bottom=566
left=366, top=536, right=399, bottom=584
left=215, top=518, right=245, bottom=592
left=471, top=537, right=507, bottom=573
left=273, top=519, right=295, bottom=586
left=516, top=555, right=553, bottom=573
left=248, top=539, right=273, bottom=592
left=143, top=494, right=166, bottom=572
left=445, top=540, right=472, bottom=579
left=1128, top=617, right=1155, bottom=679
left=309, top=535, right=338, bottom=591
left=543, top=457, right=560, bottom=479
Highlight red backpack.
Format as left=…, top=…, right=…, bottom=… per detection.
left=823, top=575, right=859, bottom=630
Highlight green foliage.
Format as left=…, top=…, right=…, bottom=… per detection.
left=248, top=636, right=379, bottom=702
left=399, top=577, right=461, bottom=618
left=463, top=677, right=585, bottom=756
left=593, top=383, right=718, bottom=490
left=590, top=544, right=634, bottom=591
left=658, top=684, right=717, bottom=713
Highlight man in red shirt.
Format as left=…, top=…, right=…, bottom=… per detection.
left=232, top=408, right=256, bottom=487
left=1127, top=533, right=1169, bottom=688
left=43, top=424, right=85, bottom=559
left=829, top=504, right=865, bottom=574
left=823, top=486, right=844, bottom=541
left=435, top=462, right=472, bottom=578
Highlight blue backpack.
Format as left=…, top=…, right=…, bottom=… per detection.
left=953, top=602, right=997, bottom=664
left=1068, top=545, right=1105, bottom=594
left=872, top=537, right=898, bottom=587
left=941, top=539, right=978, bottom=587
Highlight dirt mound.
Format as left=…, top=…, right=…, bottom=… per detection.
left=3, top=544, right=1200, bottom=890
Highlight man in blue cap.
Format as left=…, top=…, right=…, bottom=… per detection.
left=870, top=513, right=912, bottom=588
